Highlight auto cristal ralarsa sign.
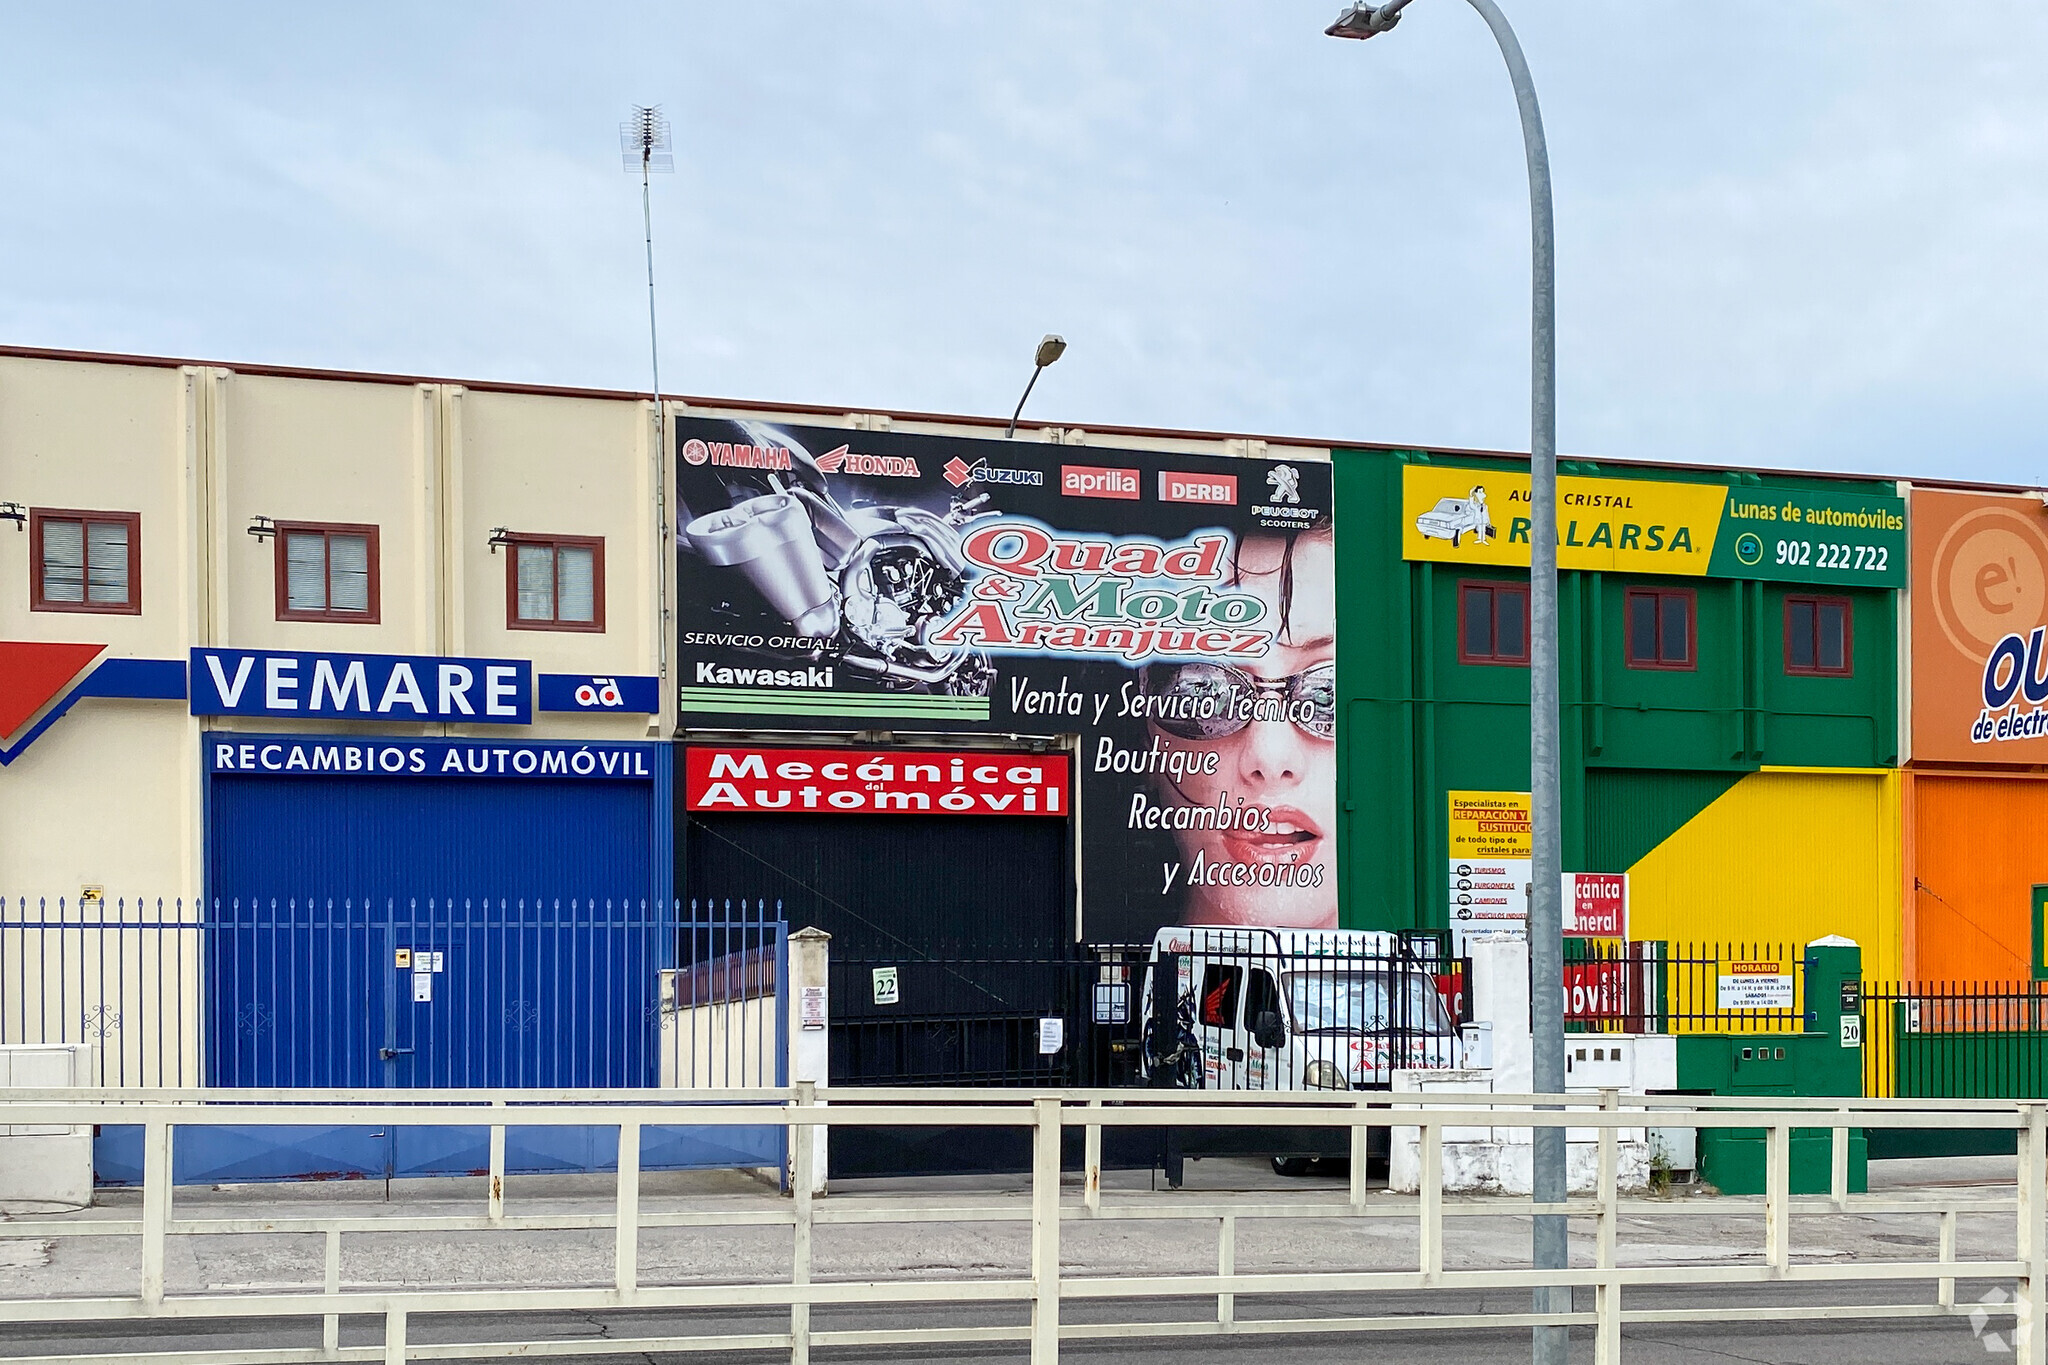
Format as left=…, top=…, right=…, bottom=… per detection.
left=1401, top=465, right=1906, bottom=587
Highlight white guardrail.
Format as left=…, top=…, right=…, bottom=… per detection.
left=0, top=1087, right=2045, bottom=1365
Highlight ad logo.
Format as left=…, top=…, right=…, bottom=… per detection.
left=1160, top=471, right=1237, bottom=506
left=537, top=673, right=660, bottom=714
left=1061, top=465, right=1140, bottom=500
left=575, top=677, right=624, bottom=707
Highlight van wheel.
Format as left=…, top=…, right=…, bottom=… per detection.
left=1272, top=1156, right=1314, bottom=1178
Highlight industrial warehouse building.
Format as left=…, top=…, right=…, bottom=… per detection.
left=4, top=344, right=2048, bottom=1146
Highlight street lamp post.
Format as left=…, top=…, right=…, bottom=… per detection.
left=1324, top=4, right=1566, bottom=1361
left=1005, top=334, right=1069, bottom=438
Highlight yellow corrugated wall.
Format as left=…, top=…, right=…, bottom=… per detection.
left=1627, top=766, right=1904, bottom=980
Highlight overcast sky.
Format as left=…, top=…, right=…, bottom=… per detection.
left=3, top=4, right=2044, bottom=485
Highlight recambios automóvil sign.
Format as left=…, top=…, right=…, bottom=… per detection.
left=684, top=746, right=1069, bottom=816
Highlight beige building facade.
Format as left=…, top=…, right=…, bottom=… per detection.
left=0, top=345, right=1331, bottom=903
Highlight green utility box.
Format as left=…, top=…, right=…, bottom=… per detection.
left=1674, top=941, right=1867, bottom=1195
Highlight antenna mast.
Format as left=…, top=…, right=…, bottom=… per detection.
left=621, top=105, right=675, bottom=707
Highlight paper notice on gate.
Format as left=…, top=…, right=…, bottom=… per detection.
left=412, top=969, right=433, bottom=1003
left=1717, top=964, right=1792, bottom=1010
left=1038, top=1017, right=1065, bottom=1055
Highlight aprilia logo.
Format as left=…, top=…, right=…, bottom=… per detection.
left=1062, top=465, right=1140, bottom=500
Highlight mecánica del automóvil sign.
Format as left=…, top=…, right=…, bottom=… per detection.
left=684, top=746, right=1069, bottom=816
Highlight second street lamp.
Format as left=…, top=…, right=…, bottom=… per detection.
left=1325, top=4, right=1567, bottom=1361
left=1005, top=334, right=1068, bottom=438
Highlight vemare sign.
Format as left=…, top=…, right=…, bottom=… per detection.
left=685, top=746, right=1070, bottom=816
left=191, top=648, right=531, bottom=725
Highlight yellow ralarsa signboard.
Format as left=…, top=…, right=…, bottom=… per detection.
left=1403, top=466, right=1725, bottom=574
left=1400, top=465, right=1909, bottom=587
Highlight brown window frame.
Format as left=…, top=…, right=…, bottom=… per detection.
left=1456, top=579, right=1531, bottom=666
left=273, top=521, right=381, bottom=624
left=1623, top=586, right=1697, bottom=671
left=503, top=534, right=606, bottom=633
left=1784, top=595, right=1854, bottom=677
left=30, top=508, right=142, bottom=615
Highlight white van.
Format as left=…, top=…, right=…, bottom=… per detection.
left=1138, top=925, right=1460, bottom=1092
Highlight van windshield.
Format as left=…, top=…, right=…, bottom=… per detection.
left=1282, top=970, right=1452, bottom=1036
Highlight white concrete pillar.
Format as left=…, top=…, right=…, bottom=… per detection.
left=1468, top=934, right=1533, bottom=1096
left=785, top=927, right=830, bottom=1196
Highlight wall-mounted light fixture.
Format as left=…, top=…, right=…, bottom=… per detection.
left=0, top=502, right=25, bottom=530
left=246, top=516, right=277, bottom=542
left=487, top=527, right=515, bottom=554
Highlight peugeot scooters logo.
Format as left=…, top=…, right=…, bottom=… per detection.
left=1266, top=464, right=1302, bottom=505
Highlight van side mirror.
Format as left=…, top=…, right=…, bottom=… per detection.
left=1253, top=1010, right=1286, bottom=1051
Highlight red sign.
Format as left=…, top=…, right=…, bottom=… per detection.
left=1060, top=465, right=1140, bottom=500
left=1159, top=471, right=1238, bottom=506
left=684, top=746, right=1070, bottom=817
left=1564, top=872, right=1628, bottom=938
left=1563, top=960, right=1632, bottom=1023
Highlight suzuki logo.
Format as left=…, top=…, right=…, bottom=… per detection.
left=943, top=457, right=975, bottom=487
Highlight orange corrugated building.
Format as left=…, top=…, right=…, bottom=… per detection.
left=1904, top=488, right=2048, bottom=983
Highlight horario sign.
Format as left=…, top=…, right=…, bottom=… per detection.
left=684, top=746, right=1071, bottom=817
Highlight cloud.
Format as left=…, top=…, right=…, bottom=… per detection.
left=0, top=1, right=2042, bottom=484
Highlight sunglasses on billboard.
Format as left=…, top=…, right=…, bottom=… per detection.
left=1139, top=661, right=1336, bottom=742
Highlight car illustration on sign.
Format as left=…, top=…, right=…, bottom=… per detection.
left=1414, top=485, right=1494, bottom=547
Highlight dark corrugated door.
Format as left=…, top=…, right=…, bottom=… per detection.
left=685, top=811, right=1068, bottom=1177
left=683, top=812, right=1065, bottom=955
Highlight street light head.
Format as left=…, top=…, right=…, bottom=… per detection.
left=1034, top=334, right=1068, bottom=368
left=1325, top=2, right=1405, bottom=40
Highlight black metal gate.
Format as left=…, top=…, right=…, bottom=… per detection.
left=827, top=943, right=1147, bottom=1176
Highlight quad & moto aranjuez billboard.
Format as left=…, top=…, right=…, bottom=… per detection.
left=673, top=417, right=1334, bottom=940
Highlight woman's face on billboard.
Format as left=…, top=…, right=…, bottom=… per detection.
left=1147, top=527, right=1338, bottom=929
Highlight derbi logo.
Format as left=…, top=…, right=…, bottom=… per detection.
left=1159, top=471, right=1237, bottom=506
left=1061, top=465, right=1140, bottom=500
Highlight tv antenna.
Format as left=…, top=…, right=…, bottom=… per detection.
left=620, top=105, right=673, bottom=420
left=622, top=104, right=675, bottom=697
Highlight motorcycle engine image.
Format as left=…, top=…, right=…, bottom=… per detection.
left=837, top=506, right=991, bottom=691
left=683, top=493, right=840, bottom=639
left=679, top=420, right=994, bottom=696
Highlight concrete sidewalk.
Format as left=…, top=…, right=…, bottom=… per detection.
left=0, top=1156, right=2023, bottom=1302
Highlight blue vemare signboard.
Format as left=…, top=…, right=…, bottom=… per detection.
left=205, top=734, right=655, bottom=779
left=190, top=649, right=532, bottom=724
